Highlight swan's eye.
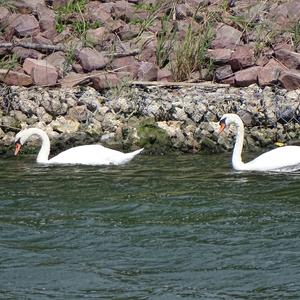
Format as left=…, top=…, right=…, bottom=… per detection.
left=15, top=138, right=21, bottom=145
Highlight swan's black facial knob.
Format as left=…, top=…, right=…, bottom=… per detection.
left=14, top=139, right=22, bottom=156
left=219, top=118, right=227, bottom=133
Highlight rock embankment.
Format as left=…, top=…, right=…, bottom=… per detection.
left=0, top=0, right=300, bottom=90
left=1, top=83, right=299, bottom=155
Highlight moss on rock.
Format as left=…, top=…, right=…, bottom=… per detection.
left=137, top=119, right=172, bottom=154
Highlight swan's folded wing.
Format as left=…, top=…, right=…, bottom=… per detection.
left=245, top=146, right=300, bottom=171
left=49, top=145, right=142, bottom=165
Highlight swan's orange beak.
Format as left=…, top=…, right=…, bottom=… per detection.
left=218, top=123, right=226, bottom=134
left=15, top=143, right=21, bottom=156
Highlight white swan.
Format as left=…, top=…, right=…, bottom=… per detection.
left=219, top=113, right=300, bottom=172
left=14, top=128, right=143, bottom=165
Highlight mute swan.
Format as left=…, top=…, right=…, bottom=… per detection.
left=14, top=128, right=143, bottom=165
left=219, top=113, right=300, bottom=172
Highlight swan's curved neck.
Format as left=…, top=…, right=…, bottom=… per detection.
left=24, top=128, right=51, bottom=163
left=232, top=120, right=246, bottom=170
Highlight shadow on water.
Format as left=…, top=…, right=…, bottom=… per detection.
left=0, top=153, right=300, bottom=299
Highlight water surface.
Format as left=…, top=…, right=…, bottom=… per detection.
left=0, top=153, right=300, bottom=299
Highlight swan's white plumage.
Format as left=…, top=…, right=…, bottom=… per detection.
left=220, top=113, right=300, bottom=172
left=48, top=144, right=143, bottom=165
left=14, top=128, right=143, bottom=165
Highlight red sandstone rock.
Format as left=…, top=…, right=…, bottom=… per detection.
left=215, top=65, right=233, bottom=81
left=52, top=0, right=71, bottom=9
left=86, top=27, right=108, bottom=45
left=8, top=14, right=40, bottom=37
left=36, top=3, right=55, bottom=32
left=137, top=62, right=158, bottom=81
left=85, top=1, right=113, bottom=23
left=258, top=59, right=286, bottom=86
left=76, top=48, right=108, bottom=72
left=12, top=46, right=43, bottom=60
left=270, top=0, right=300, bottom=29
left=45, top=51, right=66, bottom=77
left=279, top=70, right=300, bottom=91
left=234, top=66, right=262, bottom=87
left=91, top=73, right=120, bottom=90
left=157, top=68, right=173, bottom=82
left=33, top=33, right=54, bottom=45
left=0, top=7, right=10, bottom=25
left=137, top=36, right=157, bottom=64
left=111, top=56, right=139, bottom=78
left=0, top=69, right=32, bottom=86
left=229, top=45, right=255, bottom=71
left=117, top=24, right=139, bottom=41
left=207, top=48, right=232, bottom=64
left=211, top=23, right=242, bottom=49
left=111, top=1, right=135, bottom=21
left=9, top=0, right=45, bottom=12
left=23, top=58, right=58, bottom=86
left=275, top=49, right=300, bottom=70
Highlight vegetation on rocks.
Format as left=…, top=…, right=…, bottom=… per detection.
left=0, top=0, right=299, bottom=89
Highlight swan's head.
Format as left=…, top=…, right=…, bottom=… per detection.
left=14, top=130, right=27, bottom=156
left=218, top=113, right=243, bottom=133
left=14, top=128, right=44, bottom=156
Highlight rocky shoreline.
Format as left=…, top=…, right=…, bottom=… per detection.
left=1, top=83, right=300, bottom=156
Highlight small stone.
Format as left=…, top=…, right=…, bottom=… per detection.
left=51, top=116, right=80, bottom=134
left=68, top=105, right=89, bottom=122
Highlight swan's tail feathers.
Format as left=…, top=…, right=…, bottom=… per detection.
left=124, top=148, right=144, bottom=162
left=130, top=148, right=144, bottom=157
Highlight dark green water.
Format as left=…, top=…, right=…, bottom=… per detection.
left=0, top=153, right=300, bottom=299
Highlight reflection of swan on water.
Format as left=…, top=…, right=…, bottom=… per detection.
left=14, top=128, right=143, bottom=165
left=219, top=113, right=300, bottom=172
